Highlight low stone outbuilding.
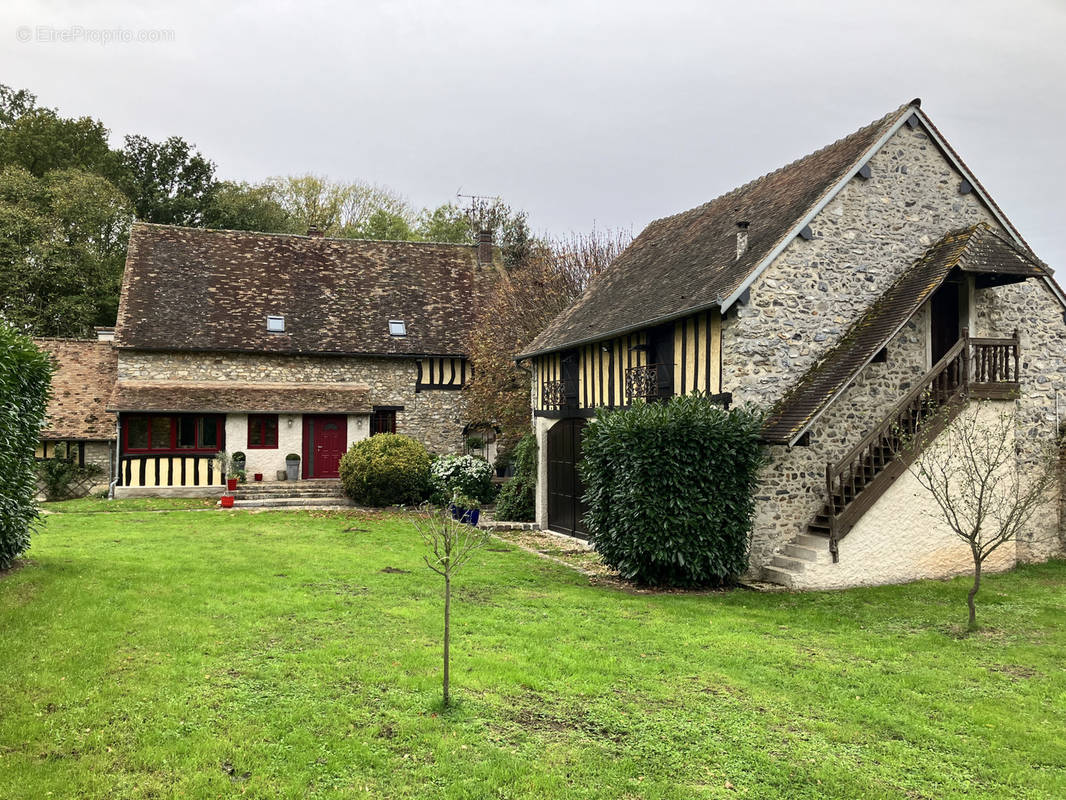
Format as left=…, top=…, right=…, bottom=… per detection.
left=33, top=336, right=118, bottom=490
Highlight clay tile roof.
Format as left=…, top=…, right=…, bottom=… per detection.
left=761, top=224, right=1046, bottom=445
left=519, top=101, right=919, bottom=359
left=107, top=381, right=371, bottom=415
left=115, top=224, right=497, bottom=357
left=33, top=338, right=117, bottom=440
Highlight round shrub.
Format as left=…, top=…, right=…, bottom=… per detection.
left=581, top=396, right=765, bottom=587
left=338, top=433, right=431, bottom=507
left=494, top=433, right=536, bottom=522
left=429, top=453, right=495, bottom=505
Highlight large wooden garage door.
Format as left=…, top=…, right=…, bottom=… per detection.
left=547, top=418, right=588, bottom=539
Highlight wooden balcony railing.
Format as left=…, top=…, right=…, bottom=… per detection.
left=625, top=363, right=669, bottom=403
left=819, top=330, right=1020, bottom=561
left=542, top=379, right=570, bottom=410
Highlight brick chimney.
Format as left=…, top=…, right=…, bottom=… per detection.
left=307, top=224, right=324, bottom=238
left=736, top=221, right=749, bottom=260
left=477, top=229, right=493, bottom=263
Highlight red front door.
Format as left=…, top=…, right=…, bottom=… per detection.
left=303, top=415, right=347, bottom=478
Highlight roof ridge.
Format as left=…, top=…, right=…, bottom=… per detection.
left=131, top=220, right=478, bottom=249
left=643, top=100, right=918, bottom=233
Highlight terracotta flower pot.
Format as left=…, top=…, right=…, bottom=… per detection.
left=220, top=495, right=235, bottom=509
left=254, top=473, right=263, bottom=482
left=227, top=478, right=238, bottom=491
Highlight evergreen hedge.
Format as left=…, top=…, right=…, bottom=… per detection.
left=0, top=325, right=52, bottom=569
left=338, top=433, right=431, bottom=507
left=494, top=433, right=537, bottom=522
left=581, top=396, right=765, bottom=587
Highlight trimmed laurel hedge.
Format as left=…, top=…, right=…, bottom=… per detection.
left=581, top=396, right=765, bottom=587
left=494, top=433, right=536, bottom=522
left=338, top=433, right=431, bottom=507
left=0, top=324, right=52, bottom=569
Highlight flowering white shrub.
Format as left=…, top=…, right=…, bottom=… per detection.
left=430, top=454, right=495, bottom=504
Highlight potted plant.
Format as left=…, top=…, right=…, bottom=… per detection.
left=285, top=452, right=301, bottom=481
left=220, top=494, right=235, bottom=509
left=449, top=493, right=481, bottom=527
left=254, top=472, right=263, bottom=482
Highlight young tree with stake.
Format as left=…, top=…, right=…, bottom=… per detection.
left=410, top=505, right=490, bottom=707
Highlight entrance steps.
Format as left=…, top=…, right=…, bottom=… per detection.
left=762, top=533, right=834, bottom=588
left=229, top=479, right=351, bottom=509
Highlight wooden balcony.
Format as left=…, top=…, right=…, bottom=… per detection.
left=625, top=363, right=670, bottom=403
left=542, top=379, right=571, bottom=410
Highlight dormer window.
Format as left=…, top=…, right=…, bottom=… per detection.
left=267, top=315, right=285, bottom=333
left=388, top=319, right=407, bottom=337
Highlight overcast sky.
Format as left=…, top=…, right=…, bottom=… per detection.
left=4, top=0, right=1066, bottom=267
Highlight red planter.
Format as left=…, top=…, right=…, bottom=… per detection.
left=226, top=478, right=238, bottom=491
left=220, top=495, right=235, bottom=509
left=254, top=473, right=263, bottom=482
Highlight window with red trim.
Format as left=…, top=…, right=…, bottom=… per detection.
left=247, top=414, right=279, bottom=448
left=122, top=415, right=223, bottom=454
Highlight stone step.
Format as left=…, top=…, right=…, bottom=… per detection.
left=771, top=554, right=806, bottom=573
left=761, top=566, right=794, bottom=588
left=234, top=488, right=341, bottom=494
left=237, top=492, right=345, bottom=499
left=781, top=543, right=820, bottom=562
left=231, top=497, right=354, bottom=509
left=795, top=532, right=829, bottom=549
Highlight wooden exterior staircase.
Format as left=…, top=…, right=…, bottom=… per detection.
left=764, top=330, right=1020, bottom=585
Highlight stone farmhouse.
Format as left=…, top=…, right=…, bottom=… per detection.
left=519, top=98, right=1066, bottom=589
left=106, top=223, right=498, bottom=496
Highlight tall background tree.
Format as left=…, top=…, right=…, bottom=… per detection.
left=0, top=82, right=596, bottom=346
left=463, top=227, right=632, bottom=455
left=116, top=134, right=216, bottom=226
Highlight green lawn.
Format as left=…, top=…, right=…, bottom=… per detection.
left=1, top=510, right=1064, bottom=799
left=40, top=496, right=218, bottom=513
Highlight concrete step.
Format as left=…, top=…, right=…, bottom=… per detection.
left=233, top=492, right=341, bottom=499
left=781, top=543, right=820, bottom=562
left=231, top=497, right=354, bottom=508
left=236, top=481, right=339, bottom=490
left=771, top=554, right=806, bottom=573
left=795, top=532, right=829, bottom=549
left=761, top=566, right=794, bottom=588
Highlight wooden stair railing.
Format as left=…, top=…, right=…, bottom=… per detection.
left=811, top=330, right=1021, bottom=563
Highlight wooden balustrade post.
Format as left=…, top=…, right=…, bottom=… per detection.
left=1013, top=329, right=1020, bottom=382
left=961, top=328, right=971, bottom=391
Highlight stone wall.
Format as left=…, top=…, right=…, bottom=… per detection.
left=972, top=277, right=1066, bottom=561
left=749, top=305, right=931, bottom=570
left=723, top=122, right=999, bottom=409
left=118, top=350, right=467, bottom=455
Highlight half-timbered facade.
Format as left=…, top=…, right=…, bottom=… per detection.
left=520, top=98, right=1066, bottom=588
left=107, top=223, right=496, bottom=496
